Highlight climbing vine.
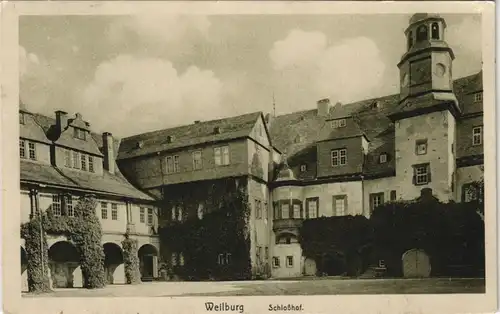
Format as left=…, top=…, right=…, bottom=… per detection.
left=300, top=215, right=373, bottom=277
left=159, top=178, right=252, bottom=281
left=122, top=235, right=141, bottom=284
left=21, top=194, right=106, bottom=291
left=21, top=215, right=50, bottom=293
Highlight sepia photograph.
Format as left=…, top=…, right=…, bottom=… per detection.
left=1, top=1, right=497, bottom=314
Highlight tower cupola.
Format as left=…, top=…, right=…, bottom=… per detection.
left=390, top=13, right=460, bottom=121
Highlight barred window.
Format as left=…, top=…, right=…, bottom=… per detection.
left=140, top=207, right=145, bottom=223
left=20, top=140, right=26, bottom=159
left=52, top=195, right=61, bottom=216
left=101, top=202, right=108, bottom=219
left=111, top=203, right=118, bottom=220
left=28, top=142, right=36, bottom=160
left=88, top=156, right=94, bottom=172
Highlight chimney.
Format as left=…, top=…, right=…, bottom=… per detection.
left=55, top=110, right=68, bottom=133
left=102, top=132, right=115, bottom=174
left=317, top=98, right=330, bottom=116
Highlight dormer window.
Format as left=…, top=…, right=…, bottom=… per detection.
left=416, top=25, right=428, bottom=42
left=474, top=92, right=483, bottom=102
left=300, top=164, right=307, bottom=172
left=331, top=119, right=346, bottom=128
left=214, top=126, right=222, bottom=134
left=19, top=113, right=25, bottom=125
left=431, top=22, right=440, bottom=39
left=379, top=153, right=388, bottom=164
left=73, top=127, right=86, bottom=140
left=166, top=135, right=175, bottom=143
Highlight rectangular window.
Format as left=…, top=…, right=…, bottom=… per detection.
left=307, top=198, right=318, bottom=219
left=147, top=208, right=153, bottom=225
left=66, top=196, right=74, bottom=217
left=413, top=163, right=431, bottom=185
left=101, top=202, right=108, bottom=219
left=64, top=149, right=71, bottom=167
left=81, top=154, right=87, bottom=171
left=263, top=202, right=268, bottom=219
left=215, top=146, right=230, bottom=166
left=379, top=154, right=387, bottom=164
left=286, top=256, right=294, bottom=268
left=339, top=119, right=346, bottom=127
left=272, top=257, right=280, bottom=268
left=73, top=151, right=80, bottom=169
left=255, top=200, right=262, bottom=219
left=217, top=253, right=232, bottom=265
left=333, top=195, right=347, bottom=216
left=293, top=204, right=301, bottom=219
left=166, top=156, right=173, bottom=173
left=173, top=155, right=180, bottom=172
left=474, top=92, right=483, bottom=102
left=331, top=119, right=346, bottom=128
left=390, top=190, right=397, bottom=201
left=331, top=148, right=347, bottom=166
left=265, top=247, right=269, bottom=260
left=472, top=126, right=483, bottom=146
left=370, top=193, right=384, bottom=213
left=20, top=140, right=26, bottom=159
left=73, top=128, right=86, bottom=140
left=192, top=151, right=202, bottom=170
left=28, top=142, right=36, bottom=160
left=415, top=139, right=428, bottom=155
left=281, top=203, right=290, bottom=219
left=300, top=164, right=307, bottom=172
left=88, top=156, right=94, bottom=172
left=52, top=195, right=61, bottom=216
left=140, top=207, right=145, bottom=223
left=111, top=203, right=118, bottom=220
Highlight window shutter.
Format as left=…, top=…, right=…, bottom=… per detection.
left=427, top=165, right=432, bottom=182
left=316, top=199, right=319, bottom=217
left=305, top=200, right=309, bottom=219
left=380, top=193, right=384, bottom=205
left=412, top=173, right=416, bottom=185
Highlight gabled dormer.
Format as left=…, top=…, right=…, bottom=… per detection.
left=316, top=102, right=369, bottom=178
left=19, top=102, right=52, bottom=164
left=48, top=111, right=104, bottom=174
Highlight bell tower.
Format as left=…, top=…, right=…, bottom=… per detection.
left=390, top=14, right=459, bottom=203
left=396, top=13, right=460, bottom=116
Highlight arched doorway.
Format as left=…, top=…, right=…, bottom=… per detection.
left=138, top=244, right=158, bottom=281
left=103, top=243, right=124, bottom=284
left=48, top=241, right=82, bottom=288
left=402, top=249, right=431, bottom=278
left=21, top=247, right=28, bottom=292
left=303, top=257, right=317, bottom=276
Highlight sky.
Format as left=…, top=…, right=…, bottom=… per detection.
left=19, top=14, right=482, bottom=138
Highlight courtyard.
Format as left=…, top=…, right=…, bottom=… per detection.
left=22, top=277, right=485, bottom=297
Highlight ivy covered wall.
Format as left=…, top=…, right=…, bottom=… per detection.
left=159, top=177, right=252, bottom=280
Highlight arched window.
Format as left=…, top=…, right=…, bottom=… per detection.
left=407, top=31, right=413, bottom=49
left=431, top=22, right=440, bottom=39
left=416, top=25, right=428, bottom=42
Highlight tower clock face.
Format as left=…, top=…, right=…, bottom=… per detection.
left=435, top=63, right=446, bottom=77
left=401, top=73, right=409, bottom=87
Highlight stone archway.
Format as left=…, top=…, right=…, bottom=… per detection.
left=48, top=241, right=82, bottom=288
left=402, top=248, right=431, bottom=278
left=103, top=242, right=125, bottom=285
left=138, top=244, right=158, bottom=281
left=21, top=247, right=28, bottom=292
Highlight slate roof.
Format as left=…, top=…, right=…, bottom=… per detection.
left=269, top=72, right=483, bottom=179
left=20, top=111, right=155, bottom=201
left=20, top=111, right=52, bottom=144
left=118, top=112, right=262, bottom=160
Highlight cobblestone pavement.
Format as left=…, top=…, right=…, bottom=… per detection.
left=22, top=278, right=485, bottom=297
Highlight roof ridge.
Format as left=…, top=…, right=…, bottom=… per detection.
left=123, top=111, right=262, bottom=141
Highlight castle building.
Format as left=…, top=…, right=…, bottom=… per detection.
left=20, top=13, right=484, bottom=282
left=19, top=106, right=159, bottom=290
